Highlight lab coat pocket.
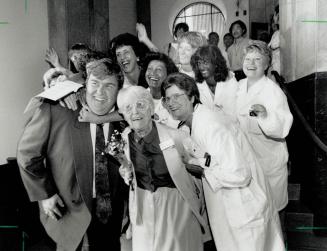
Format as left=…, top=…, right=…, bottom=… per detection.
left=222, top=180, right=267, bottom=228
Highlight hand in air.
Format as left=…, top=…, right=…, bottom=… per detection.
left=136, top=23, right=149, bottom=43
left=45, top=48, right=60, bottom=68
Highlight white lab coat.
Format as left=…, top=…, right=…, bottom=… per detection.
left=190, top=104, right=285, bottom=251
left=235, top=76, right=293, bottom=210
left=152, top=98, right=180, bottom=129
left=197, top=72, right=238, bottom=119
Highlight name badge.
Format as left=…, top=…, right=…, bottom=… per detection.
left=159, top=139, right=175, bottom=151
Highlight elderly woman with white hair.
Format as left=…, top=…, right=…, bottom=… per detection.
left=116, top=86, right=205, bottom=251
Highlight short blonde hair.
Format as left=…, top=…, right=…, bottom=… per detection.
left=179, top=31, right=207, bottom=49
left=117, top=86, right=154, bottom=115
left=245, top=40, right=272, bottom=66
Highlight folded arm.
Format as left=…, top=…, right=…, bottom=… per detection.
left=202, top=125, right=252, bottom=192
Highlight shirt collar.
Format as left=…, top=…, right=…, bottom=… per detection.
left=130, top=121, right=157, bottom=144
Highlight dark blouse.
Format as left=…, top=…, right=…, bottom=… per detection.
left=128, top=123, right=175, bottom=192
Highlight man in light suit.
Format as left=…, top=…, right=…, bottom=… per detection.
left=17, top=58, right=128, bottom=251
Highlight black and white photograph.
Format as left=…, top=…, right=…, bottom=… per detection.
left=0, top=0, right=327, bottom=250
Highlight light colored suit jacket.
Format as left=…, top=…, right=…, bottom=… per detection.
left=17, top=102, right=127, bottom=250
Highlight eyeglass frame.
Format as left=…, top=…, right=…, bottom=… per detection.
left=120, top=99, right=151, bottom=115
left=162, top=93, right=187, bottom=105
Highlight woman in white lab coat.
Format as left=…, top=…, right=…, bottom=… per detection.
left=235, top=40, right=293, bottom=211
left=190, top=45, right=238, bottom=119
left=161, top=72, right=285, bottom=251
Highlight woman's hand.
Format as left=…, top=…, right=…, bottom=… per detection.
left=45, top=48, right=61, bottom=68
left=59, top=93, right=78, bottom=111
left=249, top=104, right=267, bottom=119
left=185, top=163, right=204, bottom=179
left=136, top=23, right=159, bottom=52
left=43, top=68, right=59, bottom=89
left=118, top=160, right=133, bottom=186
left=136, top=23, right=149, bottom=44
left=78, top=104, right=103, bottom=123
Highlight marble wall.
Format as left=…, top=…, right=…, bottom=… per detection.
left=317, top=0, right=327, bottom=73
left=0, top=0, right=49, bottom=164
left=280, top=0, right=327, bottom=82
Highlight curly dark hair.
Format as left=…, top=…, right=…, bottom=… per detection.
left=143, top=52, right=179, bottom=76
left=190, top=45, right=229, bottom=83
left=173, top=22, right=189, bottom=37
left=110, top=33, right=149, bottom=62
left=161, top=72, right=201, bottom=107
left=229, top=20, right=247, bottom=36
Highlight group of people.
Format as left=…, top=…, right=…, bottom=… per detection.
left=17, top=10, right=292, bottom=251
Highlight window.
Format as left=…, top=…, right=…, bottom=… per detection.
left=173, top=2, right=225, bottom=38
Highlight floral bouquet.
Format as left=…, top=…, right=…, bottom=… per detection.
left=105, top=130, right=133, bottom=188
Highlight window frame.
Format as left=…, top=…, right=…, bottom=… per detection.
left=172, top=1, right=226, bottom=36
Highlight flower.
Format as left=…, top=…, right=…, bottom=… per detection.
left=105, top=130, right=126, bottom=156
left=105, top=130, right=133, bottom=189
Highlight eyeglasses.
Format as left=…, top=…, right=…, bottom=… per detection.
left=162, top=93, right=186, bottom=104
left=123, top=99, right=150, bottom=114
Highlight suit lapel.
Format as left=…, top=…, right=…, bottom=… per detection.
left=70, top=113, right=93, bottom=213
left=156, top=123, right=205, bottom=228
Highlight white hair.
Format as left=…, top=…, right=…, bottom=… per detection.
left=117, top=86, right=154, bottom=114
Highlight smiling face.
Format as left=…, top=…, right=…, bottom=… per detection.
left=115, top=45, right=138, bottom=74
left=231, top=23, right=244, bottom=39
left=86, top=74, right=119, bottom=115
left=223, top=35, right=234, bottom=49
left=197, top=58, right=215, bottom=80
left=243, top=50, right=269, bottom=81
left=178, top=41, right=197, bottom=65
left=121, top=96, right=153, bottom=131
left=164, top=85, right=194, bottom=121
left=145, top=60, right=167, bottom=89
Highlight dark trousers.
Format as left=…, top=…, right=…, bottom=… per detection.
left=75, top=200, right=121, bottom=251
left=85, top=216, right=121, bottom=251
